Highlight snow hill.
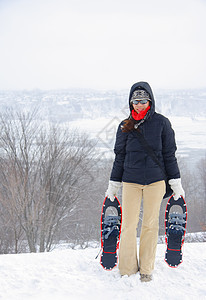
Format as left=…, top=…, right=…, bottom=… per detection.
left=0, top=242, right=205, bottom=300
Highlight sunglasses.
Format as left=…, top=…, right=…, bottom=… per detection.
left=131, top=99, right=150, bottom=105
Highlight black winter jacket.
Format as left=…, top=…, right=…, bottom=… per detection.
left=110, top=82, right=180, bottom=185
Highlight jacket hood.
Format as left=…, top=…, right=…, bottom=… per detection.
left=129, top=81, right=155, bottom=115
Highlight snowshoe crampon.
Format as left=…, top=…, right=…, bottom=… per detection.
left=100, top=196, right=122, bottom=270
left=165, top=195, right=187, bottom=267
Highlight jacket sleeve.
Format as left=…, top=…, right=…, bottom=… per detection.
left=110, top=123, right=128, bottom=182
left=162, top=118, right=180, bottom=180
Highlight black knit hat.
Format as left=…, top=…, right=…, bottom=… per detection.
left=130, top=89, right=151, bottom=101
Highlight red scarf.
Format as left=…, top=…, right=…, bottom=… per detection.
left=131, top=106, right=151, bottom=121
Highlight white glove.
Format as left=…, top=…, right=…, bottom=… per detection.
left=168, top=178, right=185, bottom=200
left=105, top=180, right=122, bottom=202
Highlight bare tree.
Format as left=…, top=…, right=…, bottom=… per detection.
left=64, top=156, right=114, bottom=248
left=158, top=155, right=206, bottom=236
left=196, top=155, right=206, bottom=231
left=0, top=109, right=97, bottom=252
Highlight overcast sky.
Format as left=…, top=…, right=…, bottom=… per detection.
left=0, top=0, right=205, bottom=91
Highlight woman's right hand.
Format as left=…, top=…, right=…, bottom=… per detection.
left=105, top=180, right=122, bottom=201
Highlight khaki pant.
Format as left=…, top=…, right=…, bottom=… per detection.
left=118, top=180, right=165, bottom=276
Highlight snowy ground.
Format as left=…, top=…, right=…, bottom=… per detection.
left=0, top=242, right=205, bottom=300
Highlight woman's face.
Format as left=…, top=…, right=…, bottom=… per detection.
left=132, top=100, right=150, bottom=113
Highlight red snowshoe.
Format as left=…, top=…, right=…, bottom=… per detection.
left=100, top=196, right=122, bottom=270
left=165, top=195, right=187, bottom=267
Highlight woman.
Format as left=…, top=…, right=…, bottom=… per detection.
left=106, top=81, right=185, bottom=282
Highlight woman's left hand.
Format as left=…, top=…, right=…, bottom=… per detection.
left=168, top=178, right=185, bottom=200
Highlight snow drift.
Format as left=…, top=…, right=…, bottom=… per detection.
left=0, top=242, right=205, bottom=300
